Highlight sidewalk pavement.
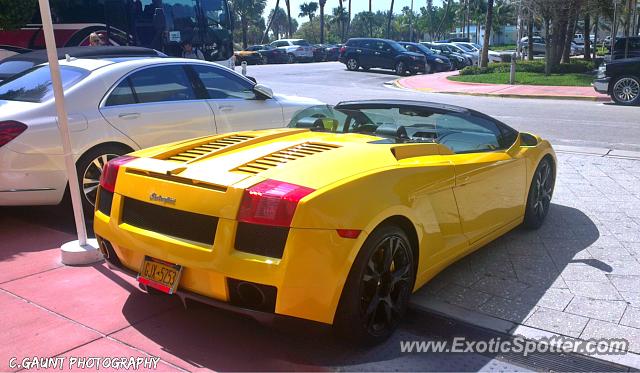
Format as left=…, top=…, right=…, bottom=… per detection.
left=395, top=71, right=611, bottom=101
left=1, top=150, right=639, bottom=371
left=412, top=148, right=640, bottom=368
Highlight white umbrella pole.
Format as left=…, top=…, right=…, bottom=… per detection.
left=38, top=0, right=100, bottom=265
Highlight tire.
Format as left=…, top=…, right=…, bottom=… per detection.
left=287, top=53, right=296, bottom=64
left=76, top=144, right=131, bottom=217
left=523, top=156, right=555, bottom=229
left=261, top=55, right=268, bottom=64
left=334, top=225, right=416, bottom=345
left=611, top=75, right=640, bottom=106
left=346, top=56, right=359, bottom=71
left=425, top=62, right=432, bottom=74
left=395, top=61, right=407, bottom=76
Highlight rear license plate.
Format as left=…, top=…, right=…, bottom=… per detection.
left=137, top=256, right=183, bottom=294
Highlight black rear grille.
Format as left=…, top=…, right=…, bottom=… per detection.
left=97, top=187, right=114, bottom=216
left=235, top=222, right=289, bottom=258
left=121, top=197, right=218, bottom=245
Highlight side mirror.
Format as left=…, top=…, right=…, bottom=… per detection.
left=519, top=132, right=539, bottom=146
left=253, top=84, right=273, bottom=99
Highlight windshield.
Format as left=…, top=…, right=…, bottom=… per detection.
left=414, top=44, right=434, bottom=54
left=292, top=40, right=310, bottom=46
left=287, top=105, right=510, bottom=153
left=388, top=40, right=406, bottom=52
left=0, top=65, right=88, bottom=103
left=455, top=44, right=472, bottom=52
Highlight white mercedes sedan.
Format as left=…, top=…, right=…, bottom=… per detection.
left=0, top=57, right=322, bottom=212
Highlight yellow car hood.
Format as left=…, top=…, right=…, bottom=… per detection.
left=124, top=128, right=451, bottom=191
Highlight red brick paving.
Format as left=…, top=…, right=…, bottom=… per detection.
left=396, top=71, right=610, bottom=101
left=0, top=210, right=331, bottom=372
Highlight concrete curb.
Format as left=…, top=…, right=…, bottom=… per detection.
left=393, top=79, right=611, bottom=103
left=408, top=297, right=640, bottom=370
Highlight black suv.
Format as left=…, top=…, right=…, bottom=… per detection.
left=612, top=37, right=640, bottom=60
left=339, top=38, right=426, bottom=76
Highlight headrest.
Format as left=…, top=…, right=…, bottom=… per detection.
left=375, top=123, right=408, bottom=139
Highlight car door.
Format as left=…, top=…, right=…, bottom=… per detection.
left=188, top=64, right=284, bottom=132
left=436, top=113, right=526, bottom=244
left=99, top=64, right=216, bottom=149
left=373, top=41, right=395, bottom=69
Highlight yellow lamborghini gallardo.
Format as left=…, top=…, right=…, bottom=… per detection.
left=94, top=100, right=556, bottom=344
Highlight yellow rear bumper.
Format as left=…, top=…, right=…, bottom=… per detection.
left=94, top=193, right=366, bottom=324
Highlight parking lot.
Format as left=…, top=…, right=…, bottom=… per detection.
left=2, top=61, right=640, bottom=371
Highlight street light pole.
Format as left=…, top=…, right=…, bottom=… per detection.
left=409, top=0, right=414, bottom=42
left=612, top=0, right=619, bottom=61
left=37, top=0, right=100, bottom=265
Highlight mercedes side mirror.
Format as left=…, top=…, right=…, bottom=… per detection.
left=253, top=84, right=273, bottom=99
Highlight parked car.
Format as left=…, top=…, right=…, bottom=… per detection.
left=245, top=45, right=288, bottom=64
left=594, top=57, right=640, bottom=105
left=0, top=46, right=166, bottom=82
left=398, top=42, right=452, bottom=73
left=519, top=36, right=583, bottom=56
left=312, top=44, right=328, bottom=62
left=422, top=42, right=471, bottom=69
left=435, top=43, right=479, bottom=65
left=234, top=49, right=263, bottom=65
left=611, top=37, right=640, bottom=60
left=94, top=99, right=556, bottom=345
left=270, top=39, right=314, bottom=63
left=0, top=45, right=31, bottom=62
left=339, top=38, right=427, bottom=76
left=453, top=42, right=503, bottom=63
left=323, top=44, right=341, bottom=61
left=0, top=57, right=322, bottom=212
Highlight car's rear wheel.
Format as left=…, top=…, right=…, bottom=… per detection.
left=346, top=57, right=359, bottom=71
left=335, top=225, right=416, bottom=345
left=287, top=53, right=296, bottom=64
left=395, top=61, right=407, bottom=76
left=523, top=156, right=555, bottom=229
left=261, top=55, right=268, bottom=64
left=424, top=62, right=432, bottom=74
left=611, top=76, right=640, bottom=106
left=76, top=144, right=131, bottom=217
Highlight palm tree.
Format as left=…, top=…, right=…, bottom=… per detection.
left=480, top=0, right=494, bottom=67
left=387, top=0, right=395, bottom=39
left=347, top=0, right=352, bottom=38
left=262, top=0, right=280, bottom=43
left=285, top=0, right=292, bottom=38
left=232, top=0, right=267, bottom=49
left=319, top=0, right=327, bottom=43
left=369, top=0, right=373, bottom=37
left=299, top=2, right=318, bottom=29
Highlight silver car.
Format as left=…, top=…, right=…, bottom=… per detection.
left=0, top=57, right=321, bottom=211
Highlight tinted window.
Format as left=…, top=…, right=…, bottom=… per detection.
left=191, top=65, right=255, bottom=99
left=0, top=61, right=35, bottom=76
left=105, top=78, right=136, bottom=106
left=292, top=40, right=310, bottom=46
left=0, top=65, right=87, bottom=103
left=128, top=65, right=195, bottom=103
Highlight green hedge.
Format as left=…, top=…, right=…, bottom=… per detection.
left=459, top=60, right=597, bottom=76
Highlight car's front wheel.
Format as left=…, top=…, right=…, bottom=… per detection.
left=335, top=225, right=416, bottom=345
left=611, top=75, right=640, bottom=106
left=523, top=156, right=555, bottom=229
left=424, top=62, right=432, bottom=74
left=76, top=144, right=131, bottom=217
left=287, top=53, right=296, bottom=64
left=395, top=61, right=407, bottom=76
left=346, top=57, right=359, bottom=71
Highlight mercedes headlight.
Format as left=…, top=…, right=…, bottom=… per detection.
left=435, top=58, right=444, bottom=63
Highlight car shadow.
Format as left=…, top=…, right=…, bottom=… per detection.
left=419, top=203, right=602, bottom=333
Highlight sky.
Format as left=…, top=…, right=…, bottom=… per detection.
left=263, top=0, right=444, bottom=23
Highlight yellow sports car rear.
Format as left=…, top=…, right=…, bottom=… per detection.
left=94, top=100, right=556, bottom=344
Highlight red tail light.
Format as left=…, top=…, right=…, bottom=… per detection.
left=0, top=121, right=27, bottom=148
left=237, top=179, right=315, bottom=227
left=340, top=46, right=347, bottom=54
left=99, top=155, right=137, bottom=193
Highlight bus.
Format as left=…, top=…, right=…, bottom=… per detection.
left=0, top=0, right=235, bottom=69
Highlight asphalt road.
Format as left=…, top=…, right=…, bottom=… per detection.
left=246, top=61, right=640, bottom=152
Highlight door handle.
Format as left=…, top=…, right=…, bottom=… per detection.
left=118, top=112, right=140, bottom=119
left=356, top=49, right=362, bottom=53
left=374, top=52, right=381, bottom=55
